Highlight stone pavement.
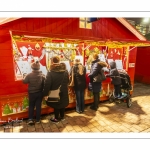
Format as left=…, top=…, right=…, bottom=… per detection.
left=1, top=82, right=150, bottom=133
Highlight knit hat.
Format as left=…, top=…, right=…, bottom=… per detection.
left=31, top=61, right=40, bottom=70
left=52, top=56, right=60, bottom=64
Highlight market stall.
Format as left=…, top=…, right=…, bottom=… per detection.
left=0, top=17, right=150, bottom=122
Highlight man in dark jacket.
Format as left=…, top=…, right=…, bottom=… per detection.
left=88, top=53, right=107, bottom=111
left=43, top=56, right=69, bottom=123
left=70, top=59, right=86, bottom=113
left=106, top=61, right=122, bottom=98
left=23, top=61, right=45, bottom=125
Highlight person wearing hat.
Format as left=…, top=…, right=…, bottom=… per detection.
left=22, top=61, right=45, bottom=125
left=43, top=56, right=69, bottom=123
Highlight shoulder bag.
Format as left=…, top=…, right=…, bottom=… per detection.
left=47, top=72, right=65, bottom=102
left=93, top=69, right=106, bottom=82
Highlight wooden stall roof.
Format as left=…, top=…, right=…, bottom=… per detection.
left=0, top=18, right=20, bottom=25
left=1, top=17, right=150, bottom=49
left=0, top=17, right=146, bottom=40
left=116, top=18, right=146, bottom=41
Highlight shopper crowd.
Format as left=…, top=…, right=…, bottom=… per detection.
left=23, top=53, right=123, bottom=125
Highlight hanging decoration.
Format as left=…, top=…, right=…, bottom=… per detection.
left=35, top=43, right=41, bottom=51
left=11, top=34, right=150, bottom=81
left=12, top=35, right=150, bottom=49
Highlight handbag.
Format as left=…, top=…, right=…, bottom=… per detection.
left=47, top=72, right=65, bottom=102
left=47, top=89, right=61, bottom=102
left=68, top=66, right=74, bottom=87
left=93, top=69, right=106, bottom=82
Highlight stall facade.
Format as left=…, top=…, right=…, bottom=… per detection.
left=135, top=46, right=150, bottom=84
left=0, top=17, right=150, bottom=121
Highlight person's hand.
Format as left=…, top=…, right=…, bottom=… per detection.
left=44, top=96, right=48, bottom=101
left=23, top=73, right=27, bottom=78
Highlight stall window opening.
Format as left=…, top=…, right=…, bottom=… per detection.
left=79, top=18, right=92, bottom=29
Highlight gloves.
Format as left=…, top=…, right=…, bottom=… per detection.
left=23, top=73, right=27, bottom=78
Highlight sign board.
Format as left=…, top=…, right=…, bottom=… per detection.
left=107, top=59, right=113, bottom=64
left=129, top=63, right=135, bottom=68
left=115, top=60, right=123, bottom=70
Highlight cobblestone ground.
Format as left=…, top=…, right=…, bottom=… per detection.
left=1, top=82, right=150, bottom=133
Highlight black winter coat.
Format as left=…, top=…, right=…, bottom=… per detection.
left=43, top=64, right=69, bottom=109
left=88, top=59, right=107, bottom=93
left=70, top=63, right=86, bottom=90
left=106, top=61, right=121, bottom=85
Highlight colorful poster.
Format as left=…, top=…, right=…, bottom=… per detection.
left=115, top=59, right=123, bottom=70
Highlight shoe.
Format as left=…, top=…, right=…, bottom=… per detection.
left=50, top=118, right=59, bottom=123
left=36, top=120, right=41, bottom=124
left=60, top=117, right=65, bottom=121
left=90, top=106, right=97, bottom=111
left=116, top=99, right=121, bottom=103
left=58, top=116, right=65, bottom=121
left=61, top=118, right=65, bottom=121
left=76, top=111, right=81, bottom=114
left=117, top=95, right=124, bottom=99
left=27, top=119, right=34, bottom=125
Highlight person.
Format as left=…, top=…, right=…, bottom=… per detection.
left=60, top=62, right=69, bottom=74
left=22, top=61, right=45, bottom=125
left=70, top=59, right=86, bottom=113
left=43, top=56, right=69, bottom=123
left=106, top=61, right=122, bottom=98
left=88, top=53, right=107, bottom=111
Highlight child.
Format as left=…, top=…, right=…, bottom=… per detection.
left=106, top=61, right=122, bottom=99
left=22, top=61, right=45, bottom=125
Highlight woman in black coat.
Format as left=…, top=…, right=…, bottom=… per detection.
left=70, top=59, right=86, bottom=113
left=88, top=53, right=107, bottom=111
left=43, top=56, right=69, bottom=123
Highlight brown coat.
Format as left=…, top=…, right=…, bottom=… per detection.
left=22, top=70, right=45, bottom=93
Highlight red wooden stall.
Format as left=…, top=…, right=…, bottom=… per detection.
left=0, top=17, right=150, bottom=122
left=135, top=46, right=150, bottom=84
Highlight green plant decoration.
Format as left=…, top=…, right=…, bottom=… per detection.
left=3, top=104, right=12, bottom=114
left=22, top=97, right=29, bottom=109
